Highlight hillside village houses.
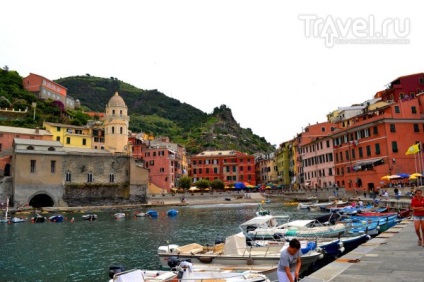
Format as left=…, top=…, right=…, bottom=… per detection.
left=2, top=71, right=424, bottom=207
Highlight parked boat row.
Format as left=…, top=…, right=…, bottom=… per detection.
left=108, top=202, right=408, bottom=282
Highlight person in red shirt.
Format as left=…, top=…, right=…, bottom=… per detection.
left=411, top=189, right=424, bottom=246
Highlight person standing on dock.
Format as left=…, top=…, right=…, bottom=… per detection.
left=411, top=189, right=424, bottom=246
left=277, top=238, right=302, bottom=282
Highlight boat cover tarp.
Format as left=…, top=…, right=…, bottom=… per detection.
left=224, top=232, right=247, bottom=255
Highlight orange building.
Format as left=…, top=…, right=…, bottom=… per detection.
left=0, top=126, right=53, bottom=176
left=332, top=95, right=424, bottom=192
left=23, top=73, right=75, bottom=109
left=190, top=150, right=256, bottom=186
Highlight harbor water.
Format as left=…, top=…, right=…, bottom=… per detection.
left=0, top=203, right=323, bottom=282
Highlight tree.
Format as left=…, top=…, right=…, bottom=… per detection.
left=178, top=176, right=191, bottom=189
left=195, top=179, right=210, bottom=189
left=210, top=179, right=224, bottom=190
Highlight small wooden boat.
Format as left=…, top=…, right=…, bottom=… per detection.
left=82, top=214, right=97, bottom=220
left=146, top=210, right=158, bottom=218
left=108, top=265, right=271, bottom=282
left=157, top=232, right=323, bottom=276
left=31, top=214, right=46, bottom=223
left=11, top=217, right=27, bottom=223
left=167, top=209, right=178, bottom=217
left=135, top=212, right=146, bottom=217
left=114, top=213, right=126, bottom=219
left=49, top=215, right=64, bottom=222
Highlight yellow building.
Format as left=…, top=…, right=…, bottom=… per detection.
left=276, top=142, right=291, bottom=186
left=103, top=92, right=129, bottom=153
left=43, top=121, right=92, bottom=149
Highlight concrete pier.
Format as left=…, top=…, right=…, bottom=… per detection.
left=302, top=219, right=423, bottom=282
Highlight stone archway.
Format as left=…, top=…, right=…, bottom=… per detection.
left=29, top=193, right=54, bottom=208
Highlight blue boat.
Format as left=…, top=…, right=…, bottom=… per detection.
left=167, top=209, right=178, bottom=217
left=49, top=215, right=64, bottom=222
left=318, top=239, right=343, bottom=257
left=146, top=210, right=158, bottom=218
left=340, top=234, right=371, bottom=254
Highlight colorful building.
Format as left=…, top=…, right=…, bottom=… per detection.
left=143, top=146, right=177, bottom=191
left=23, top=73, right=75, bottom=109
left=0, top=126, right=52, bottom=176
left=103, top=92, right=129, bottom=154
left=276, top=144, right=289, bottom=186
left=43, top=122, right=92, bottom=149
left=190, top=150, right=256, bottom=186
left=298, top=122, right=336, bottom=188
left=332, top=95, right=424, bottom=192
left=375, top=73, right=424, bottom=103
left=255, top=152, right=278, bottom=185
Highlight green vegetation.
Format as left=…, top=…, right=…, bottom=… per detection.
left=0, top=70, right=274, bottom=154
left=55, top=76, right=275, bottom=154
left=195, top=179, right=210, bottom=189
left=0, top=68, right=90, bottom=128
left=210, top=179, right=225, bottom=190
left=178, top=176, right=192, bottom=189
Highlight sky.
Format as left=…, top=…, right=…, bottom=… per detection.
left=1, top=1, right=423, bottom=147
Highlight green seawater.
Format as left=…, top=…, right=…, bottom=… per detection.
left=0, top=203, right=322, bottom=282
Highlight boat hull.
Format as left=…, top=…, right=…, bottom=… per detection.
left=158, top=250, right=322, bottom=275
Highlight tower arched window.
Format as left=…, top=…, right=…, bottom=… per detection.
left=87, top=172, right=93, bottom=182
left=120, top=110, right=122, bottom=116
left=112, top=126, right=115, bottom=134
left=120, top=127, right=123, bottom=134
left=112, top=109, right=115, bottom=115
left=65, top=171, right=71, bottom=182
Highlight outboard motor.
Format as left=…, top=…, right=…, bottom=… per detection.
left=167, top=256, right=181, bottom=268
left=109, top=264, right=125, bottom=279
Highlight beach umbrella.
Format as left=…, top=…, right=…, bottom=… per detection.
left=389, top=174, right=402, bottom=179
left=411, top=173, right=423, bottom=177
left=234, top=182, right=246, bottom=189
left=398, top=173, right=410, bottom=179
left=381, top=175, right=392, bottom=180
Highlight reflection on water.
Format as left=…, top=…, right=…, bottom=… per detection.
left=0, top=203, right=321, bottom=281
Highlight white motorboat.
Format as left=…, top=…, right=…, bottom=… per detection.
left=82, top=214, right=97, bottom=220
left=243, top=216, right=347, bottom=239
left=157, top=232, right=323, bottom=275
left=11, top=217, right=26, bottom=223
left=114, top=213, right=126, bottom=219
left=135, top=212, right=146, bottom=217
left=109, top=263, right=271, bottom=282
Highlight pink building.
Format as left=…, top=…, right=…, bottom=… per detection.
left=299, top=122, right=336, bottom=188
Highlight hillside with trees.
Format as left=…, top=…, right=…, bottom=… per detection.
left=56, top=75, right=275, bottom=154
left=0, top=69, right=274, bottom=154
